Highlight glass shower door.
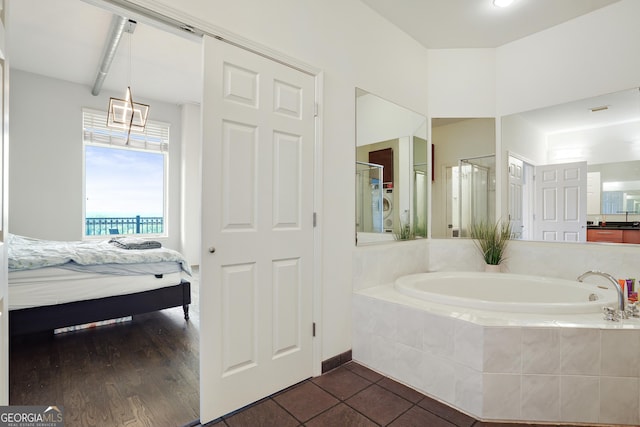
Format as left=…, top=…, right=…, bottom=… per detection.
left=458, top=155, right=496, bottom=237
left=356, top=161, right=384, bottom=234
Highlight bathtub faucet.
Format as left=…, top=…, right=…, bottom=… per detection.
left=577, top=270, right=626, bottom=319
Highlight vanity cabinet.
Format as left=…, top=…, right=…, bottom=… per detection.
left=587, top=229, right=623, bottom=243
left=587, top=228, right=640, bottom=244
left=623, top=229, right=640, bottom=244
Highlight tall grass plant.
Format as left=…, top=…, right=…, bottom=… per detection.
left=469, top=220, right=512, bottom=265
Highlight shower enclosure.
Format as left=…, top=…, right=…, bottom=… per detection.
left=356, top=161, right=384, bottom=235
left=413, top=164, right=428, bottom=238
left=458, top=155, right=496, bottom=237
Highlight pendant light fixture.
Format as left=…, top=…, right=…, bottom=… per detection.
left=106, top=18, right=149, bottom=141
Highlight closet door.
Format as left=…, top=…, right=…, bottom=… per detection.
left=199, top=36, right=316, bottom=423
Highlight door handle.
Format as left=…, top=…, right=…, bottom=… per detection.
left=208, top=247, right=216, bottom=253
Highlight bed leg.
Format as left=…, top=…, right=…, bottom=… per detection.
left=183, top=304, right=190, bottom=320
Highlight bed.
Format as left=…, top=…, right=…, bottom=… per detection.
left=7, top=234, right=192, bottom=336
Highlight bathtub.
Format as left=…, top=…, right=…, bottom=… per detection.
left=394, top=271, right=619, bottom=314
left=353, top=271, right=640, bottom=425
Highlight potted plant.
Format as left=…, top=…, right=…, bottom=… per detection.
left=394, top=221, right=416, bottom=241
left=468, top=219, right=512, bottom=271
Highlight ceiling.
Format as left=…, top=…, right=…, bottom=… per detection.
left=360, top=0, right=620, bottom=49
left=7, top=0, right=203, bottom=105
left=6, top=0, right=622, bottom=108
left=513, top=88, right=640, bottom=135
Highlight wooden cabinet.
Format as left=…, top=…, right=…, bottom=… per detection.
left=587, top=228, right=640, bottom=244
left=623, top=230, right=640, bottom=244
left=368, top=147, right=393, bottom=185
left=587, top=229, right=623, bottom=243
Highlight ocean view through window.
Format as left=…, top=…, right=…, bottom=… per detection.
left=83, top=109, right=169, bottom=236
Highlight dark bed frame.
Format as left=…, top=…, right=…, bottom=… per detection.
left=9, top=279, right=191, bottom=336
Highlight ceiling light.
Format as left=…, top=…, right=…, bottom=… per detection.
left=107, top=86, right=149, bottom=132
left=106, top=18, right=150, bottom=141
left=493, top=0, right=514, bottom=7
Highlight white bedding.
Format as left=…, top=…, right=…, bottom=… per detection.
left=9, top=267, right=183, bottom=310
left=8, top=233, right=192, bottom=275
left=8, top=233, right=192, bottom=311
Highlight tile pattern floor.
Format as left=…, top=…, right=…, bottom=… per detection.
left=203, top=361, right=566, bottom=427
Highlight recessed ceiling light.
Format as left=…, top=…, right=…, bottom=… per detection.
left=493, top=0, right=514, bottom=7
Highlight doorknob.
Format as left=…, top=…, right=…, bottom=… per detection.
left=208, top=247, right=216, bottom=253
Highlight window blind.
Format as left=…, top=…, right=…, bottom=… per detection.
left=82, top=108, right=170, bottom=152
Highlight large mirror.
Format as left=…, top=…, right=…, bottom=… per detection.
left=503, top=87, right=640, bottom=244
left=355, top=89, right=427, bottom=245
left=431, top=118, right=496, bottom=239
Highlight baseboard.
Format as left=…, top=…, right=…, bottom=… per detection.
left=321, top=349, right=352, bottom=373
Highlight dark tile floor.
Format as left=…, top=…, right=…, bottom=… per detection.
left=202, top=362, right=558, bottom=427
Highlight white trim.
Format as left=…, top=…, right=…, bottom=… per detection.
left=312, top=71, right=324, bottom=377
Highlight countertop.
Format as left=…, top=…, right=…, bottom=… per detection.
left=587, top=221, right=640, bottom=230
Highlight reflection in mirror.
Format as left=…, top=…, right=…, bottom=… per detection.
left=413, top=137, right=428, bottom=238
left=431, top=118, right=496, bottom=239
left=503, top=87, right=640, bottom=243
left=355, top=89, right=427, bottom=245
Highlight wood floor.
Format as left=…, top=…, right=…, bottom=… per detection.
left=10, top=272, right=201, bottom=427
left=10, top=308, right=200, bottom=426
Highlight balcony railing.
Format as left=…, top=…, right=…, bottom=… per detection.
left=85, top=216, right=164, bottom=236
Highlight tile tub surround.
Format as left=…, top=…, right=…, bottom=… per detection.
left=427, top=238, right=640, bottom=283
left=353, top=239, right=429, bottom=291
left=353, top=238, right=640, bottom=293
left=352, top=286, right=640, bottom=426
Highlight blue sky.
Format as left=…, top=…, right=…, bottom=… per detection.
left=85, top=145, right=164, bottom=217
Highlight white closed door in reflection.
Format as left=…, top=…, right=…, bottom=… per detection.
left=200, top=36, right=316, bottom=424
left=508, top=156, right=524, bottom=239
left=534, top=161, right=587, bottom=242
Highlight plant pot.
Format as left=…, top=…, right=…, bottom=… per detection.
left=484, top=263, right=502, bottom=273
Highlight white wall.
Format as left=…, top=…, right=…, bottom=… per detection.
left=546, top=121, right=640, bottom=165
left=180, top=103, right=201, bottom=266
left=8, top=70, right=184, bottom=250
left=501, top=114, right=547, bottom=165
left=356, top=93, right=426, bottom=147
left=427, top=49, right=497, bottom=118
left=431, top=119, right=495, bottom=238
left=495, top=0, right=640, bottom=116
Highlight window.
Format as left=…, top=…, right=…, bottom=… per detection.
left=82, top=109, right=170, bottom=237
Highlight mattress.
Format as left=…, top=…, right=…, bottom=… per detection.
left=9, top=267, right=184, bottom=310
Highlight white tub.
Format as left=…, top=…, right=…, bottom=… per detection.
left=394, top=271, right=619, bottom=314
left=355, top=272, right=640, bottom=425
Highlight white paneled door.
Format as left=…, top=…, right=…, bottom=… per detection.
left=200, top=36, right=316, bottom=423
left=534, top=161, right=587, bottom=242
left=508, top=156, right=524, bottom=239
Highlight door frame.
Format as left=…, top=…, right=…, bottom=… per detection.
left=97, top=0, right=325, bottom=377
left=507, top=151, right=536, bottom=240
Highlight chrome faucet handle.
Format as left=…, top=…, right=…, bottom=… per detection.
left=603, top=306, right=621, bottom=322
left=625, top=302, right=640, bottom=318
